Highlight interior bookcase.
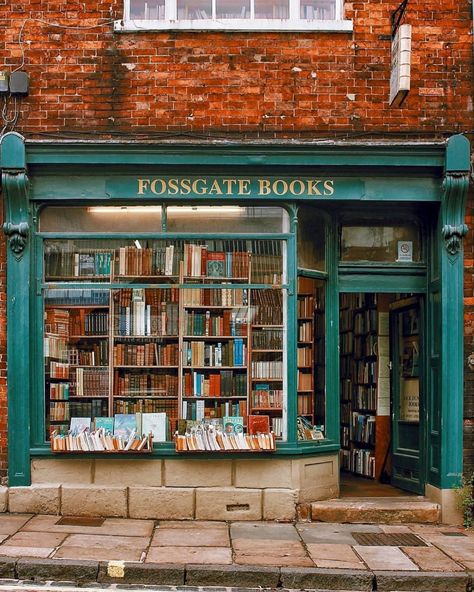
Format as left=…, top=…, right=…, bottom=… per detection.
left=43, top=239, right=286, bottom=443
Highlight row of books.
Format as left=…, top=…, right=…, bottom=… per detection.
left=351, top=412, right=375, bottom=445
left=114, top=303, right=179, bottom=336
left=51, top=430, right=152, bottom=453
left=181, top=401, right=247, bottom=421
left=252, top=328, right=283, bottom=350
left=183, top=245, right=250, bottom=279
left=251, top=290, right=283, bottom=325
left=175, top=429, right=275, bottom=452
left=354, top=360, right=377, bottom=385
left=298, top=321, right=313, bottom=342
left=45, top=250, right=112, bottom=278
left=45, top=289, right=110, bottom=306
left=297, top=346, right=313, bottom=366
left=49, top=361, right=69, bottom=379
left=183, top=287, right=248, bottom=307
left=75, top=368, right=109, bottom=397
left=354, top=333, right=377, bottom=359
left=298, top=295, right=315, bottom=318
left=182, top=339, right=246, bottom=367
left=183, top=310, right=247, bottom=337
left=50, top=399, right=108, bottom=421
left=45, top=309, right=69, bottom=338
left=70, top=310, right=109, bottom=337
left=297, top=370, right=312, bottom=390
left=297, top=393, right=313, bottom=415
left=44, top=335, right=68, bottom=361
left=113, top=370, right=179, bottom=398
left=113, top=342, right=179, bottom=366
left=340, top=293, right=378, bottom=310
left=50, top=383, right=70, bottom=400
left=352, top=385, right=377, bottom=412
left=340, top=448, right=376, bottom=478
left=69, top=343, right=109, bottom=367
left=354, top=309, right=378, bottom=336
left=116, top=246, right=176, bottom=277
left=251, top=386, right=283, bottom=409
left=182, top=369, right=247, bottom=397
left=113, top=399, right=178, bottom=422
left=251, top=360, right=283, bottom=379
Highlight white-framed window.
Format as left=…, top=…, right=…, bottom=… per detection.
left=114, top=0, right=352, bottom=31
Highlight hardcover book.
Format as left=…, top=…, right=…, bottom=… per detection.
left=223, top=415, right=244, bottom=434
left=69, top=417, right=92, bottom=435
left=206, top=252, right=226, bottom=277
left=142, top=412, right=167, bottom=442
left=94, top=416, right=114, bottom=433
left=114, top=413, right=137, bottom=439
left=248, top=414, right=270, bottom=435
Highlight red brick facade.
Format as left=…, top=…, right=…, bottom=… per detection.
left=0, top=0, right=473, bottom=478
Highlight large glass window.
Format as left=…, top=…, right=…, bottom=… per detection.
left=42, top=210, right=288, bottom=447
left=116, top=0, right=351, bottom=31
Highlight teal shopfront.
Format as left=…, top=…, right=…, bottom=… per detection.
left=0, top=132, right=470, bottom=521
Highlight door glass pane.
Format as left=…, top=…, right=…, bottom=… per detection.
left=297, top=206, right=325, bottom=271
left=341, top=223, right=421, bottom=263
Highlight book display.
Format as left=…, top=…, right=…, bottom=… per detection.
left=44, top=238, right=286, bottom=448
left=339, top=294, right=378, bottom=478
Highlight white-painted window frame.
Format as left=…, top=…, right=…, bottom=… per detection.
left=115, top=0, right=352, bottom=32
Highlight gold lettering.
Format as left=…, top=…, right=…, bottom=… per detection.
left=323, top=180, right=334, bottom=196
left=238, top=179, right=251, bottom=195
left=307, top=180, right=323, bottom=196
left=273, top=179, right=288, bottom=196
left=208, top=179, right=223, bottom=195
left=180, top=179, right=191, bottom=195
left=192, top=178, right=207, bottom=195
left=168, top=178, right=179, bottom=195
left=258, top=179, right=271, bottom=195
left=137, top=179, right=150, bottom=195
left=222, top=179, right=238, bottom=194
left=150, top=179, right=166, bottom=195
left=289, top=180, right=305, bottom=196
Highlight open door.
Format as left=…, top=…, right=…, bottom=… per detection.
left=390, top=296, right=425, bottom=494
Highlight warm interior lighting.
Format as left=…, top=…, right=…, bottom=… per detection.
left=167, top=206, right=242, bottom=215
left=87, top=206, right=163, bottom=213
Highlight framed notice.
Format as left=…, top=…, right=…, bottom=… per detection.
left=400, top=378, right=419, bottom=422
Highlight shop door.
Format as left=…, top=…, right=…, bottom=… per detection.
left=390, top=297, right=425, bottom=494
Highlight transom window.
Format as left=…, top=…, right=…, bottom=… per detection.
left=115, top=0, right=352, bottom=31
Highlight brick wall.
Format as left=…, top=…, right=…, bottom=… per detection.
left=1, top=0, right=473, bottom=478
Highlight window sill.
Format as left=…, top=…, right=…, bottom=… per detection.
left=113, top=18, right=353, bottom=33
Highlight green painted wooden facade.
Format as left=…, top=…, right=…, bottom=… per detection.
left=0, top=132, right=470, bottom=490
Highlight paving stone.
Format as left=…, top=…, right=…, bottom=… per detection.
left=297, top=523, right=382, bottom=545
left=185, top=565, right=280, bottom=588
left=280, top=567, right=374, bottom=591
left=151, top=528, right=229, bottom=547
left=98, top=562, right=185, bottom=585
left=374, top=571, right=470, bottom=591
left=16, top=558, right=99, bottom=583
left=230, top=521, right=300, bottom=541
left=380, top=525, right=413, bottom=533
left=306, top=543, right=368, bottom=570
left=354, top=545, right=419, bottom=571
left=3, top=530, right=68, bottom=547
left=234, top=553, right=314, bottom=567
left=57, top=534, right=150, bottom=549
left=401, top=545, right=464, bottom=571
left=146, top=546, right=232, bottom=565
left=0, top=546, right=54, bottom=558
left=158, top=520, right=227, bottom=529
left=233, top=538, right=308, bottom=556
left=22, top=515, right=154, bottom=537
left=0, top=514, right=33, bottom=534
left=426, top=535, right=474, bottom=564
left=53, top=546, right=144, bottom=562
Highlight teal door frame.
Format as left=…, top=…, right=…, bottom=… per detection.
left=0, top=132, right=470, bottom=491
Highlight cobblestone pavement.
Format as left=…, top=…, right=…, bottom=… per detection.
left=0, top=514, right=471, bottom=590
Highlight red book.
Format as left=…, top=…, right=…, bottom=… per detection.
left=248, top=414, right=270, bottom=435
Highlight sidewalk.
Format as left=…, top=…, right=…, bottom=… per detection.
left=0, top=513, right=471, bottom=591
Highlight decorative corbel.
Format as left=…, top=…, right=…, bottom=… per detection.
left=441, top=172, right=470, bottom=257
left=3, top=221, right=29, bottom=255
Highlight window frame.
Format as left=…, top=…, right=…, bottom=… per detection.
left=114, top=0, right=352, bottom=32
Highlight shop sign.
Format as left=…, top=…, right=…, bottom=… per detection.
left=389, top=23, right=412, bottom=107
left=136, top=176, right=335, bottom=198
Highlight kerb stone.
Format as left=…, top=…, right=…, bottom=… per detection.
left=129, top=487, right=194, bottom=519
left=185, top=564, right=280, bottom=587
left=374, top=571, right=470, bottom=591
left=61, top=485, right=127, bottom=517
left=9, top=485, right=60, bottom=514
left=0, top=557, right=16, bottom=578
left=98, top=562, right=185, bottom=585
left=280, top=567, right=374, bottom=591
left=16, top=558, right=99, bottom=583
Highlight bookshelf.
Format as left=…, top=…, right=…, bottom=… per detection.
left=339, top=294, right=378, bottom=479
left=297, top=277, right=315, bottom=422
left=44, top=239, right=285, bottom=444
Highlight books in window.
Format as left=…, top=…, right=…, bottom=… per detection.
left=175, top=423, right=275, bottom=452
left=50, top=428, right=153, bottom=453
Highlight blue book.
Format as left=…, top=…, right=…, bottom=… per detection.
left=223, top=416, right=244, bottom=435
left=94, top=416, right=114, bottom=433
left=113, top=414, right=137, bottom=439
